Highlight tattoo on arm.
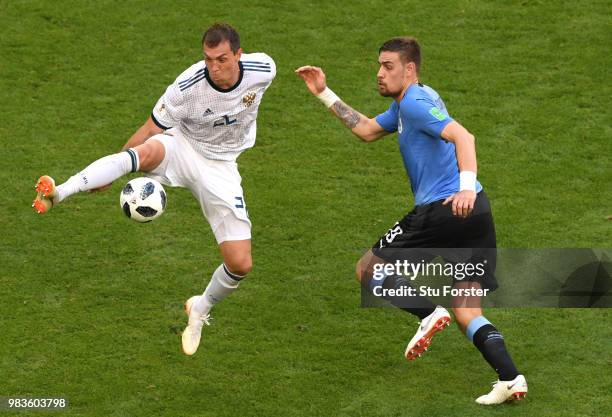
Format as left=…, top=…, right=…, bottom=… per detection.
left=332, top=101, right=361, bottom=129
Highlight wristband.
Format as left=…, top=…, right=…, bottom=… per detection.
left=459, top=171, right=477, bottom=192
left=316, top=87, right=340, bottom=108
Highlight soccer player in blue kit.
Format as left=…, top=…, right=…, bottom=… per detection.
left=296, top=37, right=528, bottom=404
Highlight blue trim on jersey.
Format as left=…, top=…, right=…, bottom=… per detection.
left=243, top=66, right=271, bottom=71
left=241, top=63, right=270, bottom=69
left=243, top=68, right=271, bottom=73
left=179, top=73, right=207, bottom=91
left=178, top=68, right=205, bottom=87
left=241, top=60, right=270, bottom=66
left=151, top=112, right=170, bottom=130
left=466, top=316, right=491, bottom=342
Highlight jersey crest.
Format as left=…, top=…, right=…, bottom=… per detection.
left=242, top=91, right=257, bottom=107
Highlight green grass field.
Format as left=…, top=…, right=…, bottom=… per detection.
left=1, top=1, right=611, bottom=416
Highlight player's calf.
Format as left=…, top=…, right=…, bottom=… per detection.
left=466, top=316, right=522, bottom=393
left=361, top=254, right=439, bottom=321
left=452, top=307, right=482, bottom=334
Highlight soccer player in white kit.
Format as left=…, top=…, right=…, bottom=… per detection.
left=32, top=23, right=276, bottom=356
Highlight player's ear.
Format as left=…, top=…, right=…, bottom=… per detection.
left=406, top=61, right=416, bottom=77
left=235, top=47, right=243, bottom=60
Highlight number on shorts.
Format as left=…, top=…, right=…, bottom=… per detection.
left=381, top=222, right=403, bottom=247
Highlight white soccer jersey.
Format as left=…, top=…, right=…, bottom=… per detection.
left=151, top=52, right=276, bottom=161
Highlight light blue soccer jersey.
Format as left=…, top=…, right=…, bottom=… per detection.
left=375, top=83, right=482, bottom=206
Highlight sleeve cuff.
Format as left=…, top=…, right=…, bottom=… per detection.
left=436, top=117, right=453, bottom=138
left=151, top=112, right=171, bottom=130
left=375, top=116, right=397, bottom=133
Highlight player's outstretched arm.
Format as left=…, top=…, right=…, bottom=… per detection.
left=295, top=66, right=388, bottom=142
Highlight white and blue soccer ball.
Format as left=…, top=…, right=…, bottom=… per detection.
left=120, top=177, right=166, bottom=223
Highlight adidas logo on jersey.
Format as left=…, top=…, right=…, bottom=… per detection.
left=204, top=108, right=214, bottom=116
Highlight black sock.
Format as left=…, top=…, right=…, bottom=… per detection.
left=472, top=324, right=520, bottom=381
left=380, top=275, right=437, bottom=320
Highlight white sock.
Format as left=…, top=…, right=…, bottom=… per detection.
left=55, top=149, right=139, bottom=203
left=192, top=264, right=244, bottom=319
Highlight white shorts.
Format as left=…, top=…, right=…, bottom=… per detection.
left=146, top=129, right=251, bottom=243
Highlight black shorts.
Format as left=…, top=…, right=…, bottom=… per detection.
left=371, top=191, right=498, bottom=290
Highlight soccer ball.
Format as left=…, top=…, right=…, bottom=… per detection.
left=120, top=177, right=167, bottom=222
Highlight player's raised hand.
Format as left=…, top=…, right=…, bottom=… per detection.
left=295, top=66, right=327, bottom=95
left=443, top=190, right=477, bottom=218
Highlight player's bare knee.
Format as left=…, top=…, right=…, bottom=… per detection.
left=355, top=259, right=364, bottom=282
left=224, top=254, right=252, bottom=277
left=452, top=306, right=475, bottom=320
left=219, top=239, right=252, bottom=276
left=452, top=309, right=469, bottom=332
left=355, top=250, right=375, bottom=283
left=452, top=307, right=482, bottom=329
left=135, top=138, right=165, bottom=172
